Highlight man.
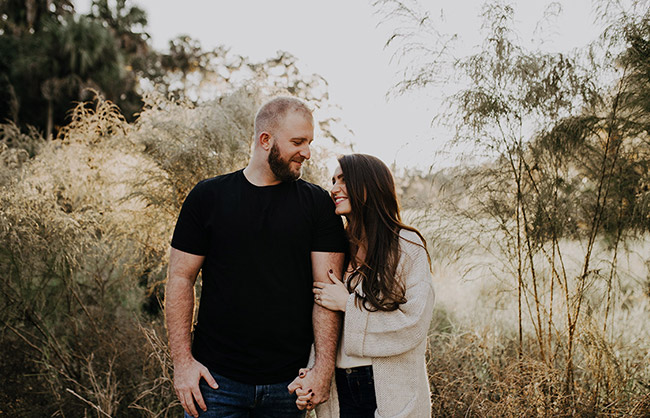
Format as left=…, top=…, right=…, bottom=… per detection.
left=166, top=96, right=347, bottom=417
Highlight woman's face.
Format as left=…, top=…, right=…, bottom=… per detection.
left=330, top=165, right=351, bottom=216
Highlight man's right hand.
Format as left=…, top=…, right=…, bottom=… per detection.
left=173, top=357, right=218, bottom=418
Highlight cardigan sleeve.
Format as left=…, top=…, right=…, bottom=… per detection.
left=343, top=230, right=435, bottom=358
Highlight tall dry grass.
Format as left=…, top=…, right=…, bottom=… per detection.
left=405, top=204, right=650, bottom=417
left=0, top=87, right=338, bottom=417
left=1, top=88, right=647, bottom=416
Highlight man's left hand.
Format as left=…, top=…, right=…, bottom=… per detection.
left=288, top=367, right=332, bottom=410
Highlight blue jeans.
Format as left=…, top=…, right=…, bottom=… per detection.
left=185, top=370, right=305, bottom=418
left=335, top=366, right=377, bottom=418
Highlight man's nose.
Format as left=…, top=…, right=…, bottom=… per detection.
left=300, top=144, right=311, bottom=160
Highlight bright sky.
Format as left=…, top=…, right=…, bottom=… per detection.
left=76, top=0, right=603, bottom=170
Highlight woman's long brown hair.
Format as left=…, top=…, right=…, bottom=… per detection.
left=338, top=154, right=431, bottom=312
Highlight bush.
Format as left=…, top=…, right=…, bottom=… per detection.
left=0, top=88, right=333, bottom=416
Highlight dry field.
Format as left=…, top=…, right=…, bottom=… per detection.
left=404, top=208, right=650, bottom=416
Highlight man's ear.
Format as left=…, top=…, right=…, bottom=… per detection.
left=259, top=132, right=272, bottom=151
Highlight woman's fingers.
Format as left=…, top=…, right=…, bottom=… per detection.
left=296, top=397, right=312, bottom=410
left=296, top=389, right=313, bottom=401
left=327, top=269, right=343, bottom=283
left=315, top=281, right=347, bottom=311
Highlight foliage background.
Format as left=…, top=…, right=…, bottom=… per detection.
left=1, top=0, right=649, bottom=416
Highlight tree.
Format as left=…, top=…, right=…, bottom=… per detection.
left=0, top=0, right=75, bottom=131
left=0, top=0, right=148, bottom=136
left=376, top=0, right=650, bottom=413
left=42, top=14, right=126, bottom=136
left=0, top=0, right=74, bottom=35
left=87, top=0, right=151, bottom=120
left=142, top=35, right=346, bottom=145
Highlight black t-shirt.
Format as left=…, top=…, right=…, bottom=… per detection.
left=171, top=169, right=347, bottom=384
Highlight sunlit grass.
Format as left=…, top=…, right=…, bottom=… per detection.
left=405, top=206, right=650, bottom=416
left=1, top=92, right=648, bottom=416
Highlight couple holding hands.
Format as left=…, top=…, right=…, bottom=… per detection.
left=166, top=97, right=435, bottom=417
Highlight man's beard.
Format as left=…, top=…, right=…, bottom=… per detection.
left=268, top=142, right=301, bottom=182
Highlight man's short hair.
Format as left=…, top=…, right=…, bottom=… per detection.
left=254, top=97, right=313, bottom=139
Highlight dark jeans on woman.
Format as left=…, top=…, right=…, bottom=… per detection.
left=335, top=366, right=377, bottom=418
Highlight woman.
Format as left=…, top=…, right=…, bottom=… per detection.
left=302, top=154, right=435, bottom=417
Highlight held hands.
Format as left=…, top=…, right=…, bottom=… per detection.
left=313, top=269, right=350, bottom=312
left=289, top=268, right=344, bottom=410
left=288, top=367, right=332, bottom=411
left=173, top=357, right=218, bottom=418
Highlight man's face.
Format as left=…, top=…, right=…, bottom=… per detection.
left=267, top=112, right=313, bottom=182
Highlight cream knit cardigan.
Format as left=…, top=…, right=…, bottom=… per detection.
left=313, top=229, right=435, bottom=418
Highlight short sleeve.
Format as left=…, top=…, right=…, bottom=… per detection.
left=310, top=187, right=347, bottom=253
left=171, top=181, right=210, bottom=255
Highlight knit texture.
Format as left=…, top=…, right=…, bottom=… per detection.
left=315, top=229, right=435, bottom=418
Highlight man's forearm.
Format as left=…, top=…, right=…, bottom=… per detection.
left=310, top=251, right=345, bottom=374
left=311, top=304, right=342, bottom=373
left=165, top=275, right=196, bottom=364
